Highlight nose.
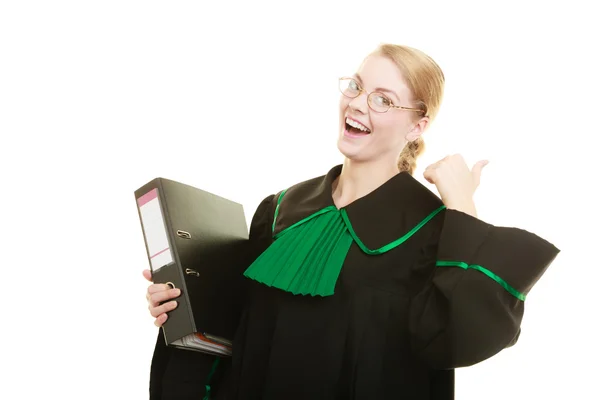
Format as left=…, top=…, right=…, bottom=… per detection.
left=348, top=92, right=368, bottom=114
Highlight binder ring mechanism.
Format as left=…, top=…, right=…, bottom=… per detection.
left=177, top=230, right=192, bottom=239
left=165, top=282, right=175, bottom=289
left=185, top=268, right=200, bottom=277
left=175, top=230, right=199, bottom=277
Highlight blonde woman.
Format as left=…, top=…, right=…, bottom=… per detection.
left=144, top=43, right=559, bottom=400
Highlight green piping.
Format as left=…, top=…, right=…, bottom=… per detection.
left=202, top=357, right=221, bottom=400
left=274, top=206, right=338, bottom=239
left=271, top=188, right=445, bottom=255
left=339, top=204, right=446, bottom=255
left=436, top=260, right=526, bottom=301
left=271, top=189, right=288, bottom=233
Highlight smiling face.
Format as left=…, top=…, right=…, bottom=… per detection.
left=337, top=54, right=428, bottom=166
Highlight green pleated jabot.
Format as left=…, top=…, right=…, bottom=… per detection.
left=244, top=206, right=353, bottom=296
left=243, top=185, right=447, bottom=297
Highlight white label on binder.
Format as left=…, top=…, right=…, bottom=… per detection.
left=137, top=188, right=173, bottom=272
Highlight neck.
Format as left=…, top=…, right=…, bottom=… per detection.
left=332, top=158, right=401, bottom=209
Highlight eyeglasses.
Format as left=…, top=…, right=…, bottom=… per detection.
left=338, top=77, right=423, bottom=114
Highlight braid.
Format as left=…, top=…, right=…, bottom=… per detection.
left=397, top=137, right=425, bottom=175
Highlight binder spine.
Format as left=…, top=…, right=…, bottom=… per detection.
left=155, top=179, right=198, bottom=341
left=136, top=179, right=196, bottom=344
left=157, top=181, right=194, bottom=308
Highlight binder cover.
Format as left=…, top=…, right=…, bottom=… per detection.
left=135, top=177, right=249, bottom=355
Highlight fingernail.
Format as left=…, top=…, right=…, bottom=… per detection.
left=171, top=301, right=178, bottom=309
left=175, top=289, right=181, bottom=296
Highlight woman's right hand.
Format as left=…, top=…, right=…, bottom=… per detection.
left=143, top=269, right=181, bottom=327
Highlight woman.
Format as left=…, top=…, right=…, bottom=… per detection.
left=144, top=43, right=560, bottom=399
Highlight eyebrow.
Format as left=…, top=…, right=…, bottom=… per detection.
left=354, top=73, right=400, bottom=102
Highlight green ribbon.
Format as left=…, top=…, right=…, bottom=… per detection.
left=202, top=357, right=221, bottom=400
left=436, top=260, right=526, bottom=301
left=340, top=205, right=446, bottom=255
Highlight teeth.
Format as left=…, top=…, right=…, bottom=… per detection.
left=346, top=117, right=370, bottom=133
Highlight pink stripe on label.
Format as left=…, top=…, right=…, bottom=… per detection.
left=151, top=247, right=169, bottom=259
left=138, top=188, right=158, bottom=207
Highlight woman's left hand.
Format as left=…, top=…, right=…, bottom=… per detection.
left=423, top=154, right=488, bottom=218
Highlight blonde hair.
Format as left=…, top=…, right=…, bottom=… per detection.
left=369, top=44, right=445, bottom=175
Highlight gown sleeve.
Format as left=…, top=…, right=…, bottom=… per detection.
left=148, top=194, right=276, bottom=399
left=410, top=208, right=560, bottom=370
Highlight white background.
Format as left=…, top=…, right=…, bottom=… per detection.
left=1, top=1, right=598, bottom=399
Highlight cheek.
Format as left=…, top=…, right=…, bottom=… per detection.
left=372, top=114, right=399, bottom=133
left=339, top=95, right=350, bottom=113
left=375, top=112, right=414, bottom=134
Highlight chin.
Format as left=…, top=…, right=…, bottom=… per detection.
left=336, top=136, right=364, bottom=161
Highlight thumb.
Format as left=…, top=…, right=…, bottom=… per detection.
left=471, top=160, right=489, bottom=186
left=142, top=269, right=153, bottom=282
left=423, top=167, right=435, bottom=184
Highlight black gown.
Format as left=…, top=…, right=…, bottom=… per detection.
left=151, top=164, right=560, bottom=399
left=149, top=328, right=225, bottom=399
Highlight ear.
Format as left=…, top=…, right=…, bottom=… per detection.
left=406, top=116, right=429, bottom=142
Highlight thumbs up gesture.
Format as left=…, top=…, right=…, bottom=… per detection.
left=423, top=154, right=489, bottom=218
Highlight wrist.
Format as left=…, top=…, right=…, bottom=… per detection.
left=443, top=198, right=478, bottom=218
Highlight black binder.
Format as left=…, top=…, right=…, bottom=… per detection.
left=134, top=177, right=249, bottom=356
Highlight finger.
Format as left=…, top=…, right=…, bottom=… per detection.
left=471, top=160, right=489, bottom=186
left=154, top=313, right=169, bottom=327
left=148, top=283, right=174, bottom=295
left=142, top=269, right=152, bottom=282
left=149, top=288, right=181, bottom=307
left=473, top=159, right=489, bottom=169
left=149, top=300, right=178, bottom=318
left=423, top=169, right=435, bottom=184
left=423, top=162, right=438, bottom=175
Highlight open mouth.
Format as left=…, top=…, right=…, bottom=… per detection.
left=345, top=117, right=371, bottom=135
